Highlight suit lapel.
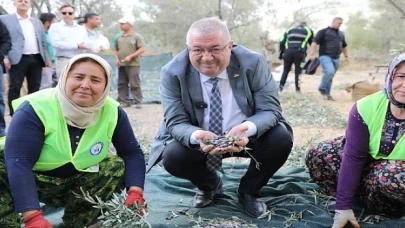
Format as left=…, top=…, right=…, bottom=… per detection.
left=30, top=18, right=39, bottom=37
left=12, top=14, right=24, bottom=36
left=187, top=66, right=204, bottom=126
left=227, top=54, right=249, bottom=115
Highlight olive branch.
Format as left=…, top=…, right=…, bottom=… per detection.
left=203, top=136, right=261, bottom=170
left=72, top=187, right=151, bottom=228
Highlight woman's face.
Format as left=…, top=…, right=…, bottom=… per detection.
left=392, top=63, right=405, bottom=104
left=65, top=61, right=107, bottom=107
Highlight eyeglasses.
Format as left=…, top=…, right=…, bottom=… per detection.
left=61, top=12, right=74, bottom=15
left=188, top=43, right=229, bottom=56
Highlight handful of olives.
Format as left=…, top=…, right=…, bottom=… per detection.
left=203, top=136, right=242, bottom=148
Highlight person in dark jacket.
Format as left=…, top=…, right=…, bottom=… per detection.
left=147, top=17, right=293, bottom=218
left=279, top=22, right=313, bottom=93
left=309, top=17, right=349, bottom=101
left=0, top=20, right=11, bottom=137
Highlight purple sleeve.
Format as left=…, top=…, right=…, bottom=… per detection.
left=4, top=103, right=44, bottom=213
left=335, top=103, right=369, bottom=210
left=113, top=107, right=146, bottom=189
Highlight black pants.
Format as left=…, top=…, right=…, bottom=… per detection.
left=8, top=54, right=43, bottom=115
left=161, top=124, right=293, bottom=195
left=280, top=49, right=306, bottom=91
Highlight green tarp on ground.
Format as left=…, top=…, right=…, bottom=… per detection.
left=42, top=162, right=405, bottom=227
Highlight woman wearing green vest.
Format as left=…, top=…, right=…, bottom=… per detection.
left=0, top=54, right=146, bottom=228
left=305, top=54, right=405, bottom=228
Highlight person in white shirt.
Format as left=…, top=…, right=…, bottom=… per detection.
left=48, top=4, right=88, bottom=81
left=147, top=17, right=293, bottom=218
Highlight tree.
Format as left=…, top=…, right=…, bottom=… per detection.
left=363, top=0, right=405, bottom=59
left=134, top=0, right=269, bottom=54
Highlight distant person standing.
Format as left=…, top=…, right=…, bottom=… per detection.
left=114, top=17, right=145, bottom=108
left=309, top=17, right=349, bottom=101
left=279, top=22, right=313, bottom=93
left=0, top=0, right=51, bottom=116
left=49, top=4, right=88, bottom=80
left=83, top=12, right=109, bottom=55
left=0, top=20, right=11, bottom=136
left=110, top=31, right=123, bottom=92
left=39, top=13, right=56, bottom=89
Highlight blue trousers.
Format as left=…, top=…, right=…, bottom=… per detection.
left=318, top=55, right=340, bottom=96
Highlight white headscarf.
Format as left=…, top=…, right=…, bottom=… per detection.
left=56, top=53, right=112, bottom=129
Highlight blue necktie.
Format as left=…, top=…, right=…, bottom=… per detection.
left=207, top=77, right=222, bottom=172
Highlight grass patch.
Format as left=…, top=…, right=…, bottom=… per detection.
left=281, top=92, right=347, bottom=129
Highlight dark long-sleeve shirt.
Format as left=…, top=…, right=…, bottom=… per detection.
left=336, top=103, right=405, bottom=209
left=0, top=20, right=11, bottom=72
left=4, top=102, right=146, bottom=213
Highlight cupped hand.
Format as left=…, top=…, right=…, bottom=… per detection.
left=224, top=124, right=249, bottom=153
left=195, top=130, right=224, bottom=155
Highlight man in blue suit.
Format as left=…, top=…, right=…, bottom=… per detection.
left=0, top=0, right=51, bottom=115
left=147, top=17, right=293, bottom=218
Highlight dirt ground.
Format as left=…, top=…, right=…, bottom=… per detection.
left=3, top=67, right=385, bottom=151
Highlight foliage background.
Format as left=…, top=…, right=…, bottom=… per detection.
left=1, top=0, right=404, bottom=63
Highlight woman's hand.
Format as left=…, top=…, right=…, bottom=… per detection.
left=124, top=187, right=146, bottom=216
left=332, top=209, right=360, bottom=228
left=23, top=210, right=53, bottom=228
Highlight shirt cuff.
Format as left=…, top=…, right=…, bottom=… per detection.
left=190, top=130, right=203, bottom=145
left=241, top=121, right=257, bottom=137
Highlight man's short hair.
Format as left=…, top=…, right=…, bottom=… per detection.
left=186, top=17, right=231, bottom=45
left=59, top=4, right=75, bottom=11
left=39, top=13, right=56, bottom=24
left=332, top=17, right=343, bottom=22
left=77, top=19, right=85, bottom=25
left=84, top=12, right=98, bottom=23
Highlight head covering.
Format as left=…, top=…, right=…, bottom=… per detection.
left=118, top=16, right=135, bottom=26
left=56, top=53, right=112, bottom=129
left=384, top=53, right=405, bottom=108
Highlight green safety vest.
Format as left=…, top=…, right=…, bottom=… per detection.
left=284, top=26, right=312, bottom=49
left=357, top=91, right=405, bottom=160
left=12, top=88, right=119, bottom=172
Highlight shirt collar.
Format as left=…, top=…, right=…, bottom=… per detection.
left=200, top=69, right=228, bottom=83
left=61, top=20, right=78, bottom=26
left=16, top=13, right=30, bottom=20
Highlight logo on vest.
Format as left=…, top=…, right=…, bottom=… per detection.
left=89, top=142, right=104, bottom=156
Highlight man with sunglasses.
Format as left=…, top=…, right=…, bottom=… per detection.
left=0, top=0, right=51, bottom=116
left=48, top=4, right=88, bottom=82
left=147, top=17, right=293, bottom=218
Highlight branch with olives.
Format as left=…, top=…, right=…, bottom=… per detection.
left=202, top=136, right=261, bottom=170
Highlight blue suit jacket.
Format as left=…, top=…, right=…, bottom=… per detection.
left=146, top=45, right=292, bottom=172
left=0, top=13, right=50, bottom=66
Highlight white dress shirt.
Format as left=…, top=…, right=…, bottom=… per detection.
left=17, top=14, right=39, bottom=54
left=48, top=20, right=88, bottom=58
left=190, top=70, right=258, bottom=144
